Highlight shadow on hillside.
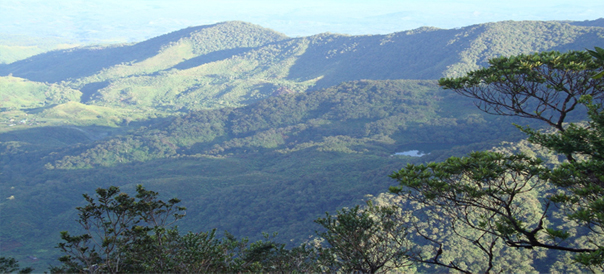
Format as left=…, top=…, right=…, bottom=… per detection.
left=549, top=32, right=604, bottom=53
left=14, top=104, right=59, bottom=114
left=0, top=25, right=217, bottom=83
left=569, top=18, right=604, bottom=28
left=285, top=29, right=466, bottom=89
left=172, top=47, right=254, bottom=70
left=80, top=81, right=110, bottom=103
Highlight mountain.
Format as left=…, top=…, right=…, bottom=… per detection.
left=0, top=19, right=603, bottom=269
left=1, top=20, right=603, bottom=116
left=569, top=18, right=604, bottom=28
left=0, top=21, right=288, bottom=83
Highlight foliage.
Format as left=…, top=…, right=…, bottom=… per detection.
left=368, top=192, right=546, bottom=273
left=51, top=185, right=326, bottom=273
left=54, top=185, right=186, bottom=273
left=315, top=202, right=414, bottom=273
left=520, top=97, right=604, bottom=268
left=589, top=47, right=604, bottom=79
left=390, top=151, right=553, bottom=273
left=391, top=48, right=604, bottom=271
left=439, top=50, right=604, bottom=131
left=0, top=257, right=33, bottom=274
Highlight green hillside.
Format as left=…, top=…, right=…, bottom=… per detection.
left=0, top=21, right=287, bottom=83
left=0, top=76, right=80, bottom=109
left=1, top=20, right=602, bottom=116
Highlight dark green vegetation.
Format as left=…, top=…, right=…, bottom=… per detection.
left=2, top=79, right=521, bottom=270
left=49, top=185, right=326, bottom=273
left=0, top=256, right=32, bottom=273
left=48, top=185, right=414, bottom=273
left=0, top=20, right=603, bottom=271
left=389, top=49, right=604, bottom=272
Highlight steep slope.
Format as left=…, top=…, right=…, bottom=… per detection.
left=68, top=20, right=604, bottom=112
left=288, top=20, right=604, bottom=86
left=1, top=20, right=603, bottom=116
left=0, top=21, right=288, bottom=83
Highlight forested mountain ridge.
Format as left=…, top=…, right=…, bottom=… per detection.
left=0, top=21, right=288, bottom=83
left=0, top=20, right=603, bottom=116
left=39, top=80, right=509, bottom=169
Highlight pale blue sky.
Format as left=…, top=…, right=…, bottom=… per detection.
left=1, top=0, right=603, bottom=42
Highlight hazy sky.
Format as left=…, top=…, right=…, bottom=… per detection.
left=2, top=0, right=604, bottom=42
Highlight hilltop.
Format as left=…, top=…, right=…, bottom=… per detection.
left=0, top=20, right=602, bottom=118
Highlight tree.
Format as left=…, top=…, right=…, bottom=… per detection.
left=53, top=185, right=187, bottom=273
left=314, top=202, right=414, bottom=273
left=390, top=48, right=604, bottom=272
left=522, top=97, right=604, bottom=267
left=390, top=152, right=552, bottom=273
left=588, top=47, right=604, bottom=79
left=53, top=185, right=324, bottom=273
left=439, top=50, right=604, bottom=132
left=0, top=257, right=33, bottom=274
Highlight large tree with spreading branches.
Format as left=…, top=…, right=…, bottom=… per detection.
left=390, top=48, right=604, bottom=272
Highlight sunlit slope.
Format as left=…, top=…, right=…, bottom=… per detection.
left=35, top=80, right=516, bottom=170
left=0, top=21, right=288, bottom=83
left=96, top=21, right=604, bottom=110
left=1, top=20, right=603, bottom=114
left=0, top=76, right=80, bottom=109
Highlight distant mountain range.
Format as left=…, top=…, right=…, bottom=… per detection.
left=1, top=20, right=603, bottom=115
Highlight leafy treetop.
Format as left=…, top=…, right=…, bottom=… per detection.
left=439, top=50, right=604, bottom=132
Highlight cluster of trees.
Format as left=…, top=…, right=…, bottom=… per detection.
left=3, top=185, right=410, bottom=273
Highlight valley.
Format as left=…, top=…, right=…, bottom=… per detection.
left=0, top=19, right=603, bottom=271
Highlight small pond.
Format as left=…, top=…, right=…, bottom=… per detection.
left=393, top=150, right=427, bottom=157
left=392, top=143, right=468, bottom=157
